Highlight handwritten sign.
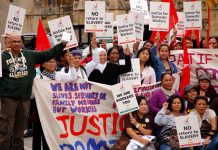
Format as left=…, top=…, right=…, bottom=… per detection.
left=48, top=15, right=78, bottom=49
left=112, top=81, right=139, bottom=115
left=184, top=1, right=202, bottom=30
left=96, top=13, right=113, bottom=39
left=149, top=2, right=170, bottom=31
left=175, top=115, right=202, bottom=148
left=4, top=4, right=26, bottom=35
left=116, top=14, right=136, bottom=45
left=130, top=0, right=149, bottom=24
left=85, top=1, right=105, bottom=32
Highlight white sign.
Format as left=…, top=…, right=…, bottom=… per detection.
left=149, top=2, right=170, bottom=31
left=130, top=0, right=150, bottom=24
left=112, top=81, right=139, bottom=115
left=116, top=14, right=136, bottom=45
left=176, top=12, right=185, bottom=37
left=120, top=58, right=141, bottom=86
left=184, top=1, right=202, bottom=30
left=175, top=115, right=202, bottom=148
left=48, top=15, right=78, bottom=49
left=85, top=1, right=105, bottom=32
left=4, top=4, right=26, bottom=35
left=96, top=13, right=113, bottom=39
left=130, top=11, right=144, bottom=42
left=0, top=43, right=2, bottom=77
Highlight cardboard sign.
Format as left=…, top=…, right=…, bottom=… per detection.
left=176, top=12, right=185, bottom=37
left=96, top=13, right=113, bottom=39
left=129, top=0, right=150, bottom=24
left=116, top=14, right=136, bottom=45
left=149, top=2, right=170, bottom=31
left=183, top=1, right=202, bottom=30
left=175, top=115, right=202, bottom=148
left=85, top=1, right=105, bottom=32
left=0, top=43, right=2, bottom=77
left=4, top=4, right=26, bottom=35
left=48, top=15, right=78, bottom=49
left=130, top=11, right=144, bottom=42
left=112, top=81, right=139, bottom=115
left=120, top=58, right=141, bottom=86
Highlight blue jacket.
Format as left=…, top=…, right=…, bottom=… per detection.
left=150, top=46, right=177, bottom=81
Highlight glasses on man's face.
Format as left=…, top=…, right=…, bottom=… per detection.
left=11, top=41, right=22, bottom=44
left=47, top=61, right=56, bottom=64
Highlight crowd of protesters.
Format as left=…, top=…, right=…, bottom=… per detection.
left=0, top=26, right=218, bottom=150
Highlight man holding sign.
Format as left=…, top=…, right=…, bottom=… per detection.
left=0, top=34, right=67, bottom=150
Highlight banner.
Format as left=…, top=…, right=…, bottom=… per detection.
left=85, top=1, right=105, bottom=32
left=120, top=58, right=141, bottom=86
left=0, top=43, right=2, bottom=77
left=96, top=13, right=113, bottom=39
left=4, top=4, right=26, bottom=35
left=116, top=14, right=136, bottom=45
left=129, top=0, right=150, bottom=24
left=175, top=115, right=202, bottom=148
left=170, top=49, right=218, bottom=92
left=149, top=2, right=170, bottom=31
left=176, top=12, right=185, bottom=37
left=183, top=1, right=202, bottom=30
left=111, top=81, right=139, bottom=115
left=130, top=11, right=144, bottom=42
left=48, top=15, right=78, bottom=49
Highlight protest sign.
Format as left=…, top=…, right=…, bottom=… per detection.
left=176, top=12, right=185, bottom=37
left=116, top=14, right=136, bottom=45
left=130, top=11, right=144, bottom=42
left=170, top=49, right=218, bottom=92
left=48, top=15, right=78, bottom=49
left=129, top=0, right=150, bottom=24
left=149, top=2, right=170, bottom=31
left=183, top=1, right=202, bottom=30
left=96, top=13, right=113, bottom=39
left=175, top=115, right=202, bottom=148
left=120, top=58, right=141, bottom=86
left=4, top=4, right=26, bottom=35
left=0, top=43, right=2, bottom=77
left=85, top=1, right=105, bottom=32
left=112, top=81, right=139, bottom=115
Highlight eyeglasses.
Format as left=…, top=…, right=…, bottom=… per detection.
left=11, top=41, right=22, bottom=44
left=46, top=61, right=56, bottom=64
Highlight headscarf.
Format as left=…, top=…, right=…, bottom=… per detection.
left=94, top=47, right=107, bottom=73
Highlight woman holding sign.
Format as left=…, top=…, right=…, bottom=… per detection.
left=111, top=96, right=155, bottom=150
left=136, top=47, right=156, bottom=85
left=154, top=95, right=188, bottom=150
left=189, top=96, right=218, bottom=150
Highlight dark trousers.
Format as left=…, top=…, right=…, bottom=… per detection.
left=0, top=97, right=30, bottom=150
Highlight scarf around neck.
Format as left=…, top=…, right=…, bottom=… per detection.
left=161, top=86, right=175, bottom=98
left=42, top=70, right=56, bottom=80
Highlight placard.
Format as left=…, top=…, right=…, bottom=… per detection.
left=184, top=1, right=202, bottom=30
left=48, top=15, right=78, bottom=49
left=112, top=81, right=139, bottom=115
left=116, top=14, right=136, bottom=45
left=175, top=115, right=202, bottom=148
left=130, top=11, right=144, bottom=42
left=96, top=13, right=113, bottom=39
left=4, top=4, right=26, bottom=35
left=149, top=2, right=170, bottom=31
left=129, top=0, right=150, bottom=24
left=120, top=58, right=141, bottom=86
left=176, top=12, right=185, bottom=37
left=85, top=1, right=105, bottom=32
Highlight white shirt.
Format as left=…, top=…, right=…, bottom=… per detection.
left=141, top=66, right=156, bottom=85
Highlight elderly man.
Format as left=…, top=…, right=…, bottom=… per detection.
left=0, top=34, right=66, bottom=150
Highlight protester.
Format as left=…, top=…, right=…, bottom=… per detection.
left=196, top=74, right=218, bottom=104
left=209, top=37, right=218, bottom=48
left=0, top=34, right=67, bottom=150
left=88, top=46, right=131, bottom=85
left=155, top=95, right=188, bottom=150
left=184, top=85, right=198, bottom=113
left=136, top=47, right=156, bottom=85
left=149, top=73, right=180, bottom=115
left=142, top=40, right=153, bottom=50
left=107, top=46, right=120, bottom=64
left=112, top=34, right=125, bottom=59
left=111, top=96, right=154, bottom=150
left=189, top=96, right=218, bottom=150
left=150, top=44, right=178, bottom=81
left=184, top=37, right=194, bottom=49
left=56, top=50, right=69, bottom=71
left=170, top=40, right=183, bottom=50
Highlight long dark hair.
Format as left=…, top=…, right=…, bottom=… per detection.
left=136, top=47, right=152, bottom=67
